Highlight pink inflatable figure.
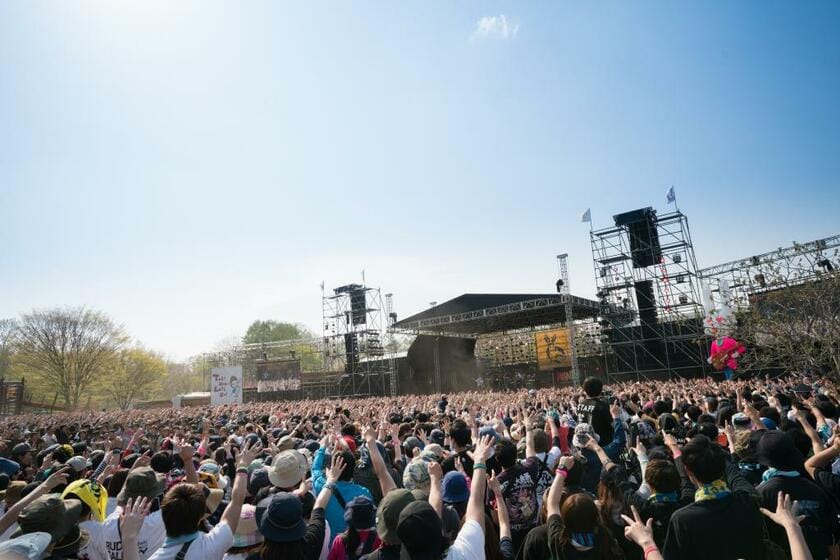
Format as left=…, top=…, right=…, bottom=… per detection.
left=709, top=336, right=745, bottom=379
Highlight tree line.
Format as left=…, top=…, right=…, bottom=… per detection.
left=0, top=308, right=313, bottom=410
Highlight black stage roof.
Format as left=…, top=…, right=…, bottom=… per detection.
left=393, top=293, right=600, bottom=336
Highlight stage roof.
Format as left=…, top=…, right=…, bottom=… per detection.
left=393, top=293, right=600, bottom=336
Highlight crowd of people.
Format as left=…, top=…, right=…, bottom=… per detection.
left=1, top=371, right=839, bottom=560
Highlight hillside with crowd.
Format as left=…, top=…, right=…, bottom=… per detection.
left=1, top=372, right=839, bottom=560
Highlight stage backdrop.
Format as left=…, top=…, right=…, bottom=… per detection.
left=255, top=358, right=302, bottom=393
left=535, top=328, right=572, bottom=370
left=211, top=366, right=243, bottom=405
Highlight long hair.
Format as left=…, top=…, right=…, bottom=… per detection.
left=343, top=526, right=361, bottom=560
left=597, top=475, right=627, bottom=527
left=556, top=494, right=623, bottom=559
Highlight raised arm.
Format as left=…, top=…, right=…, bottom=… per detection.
left=794, top=408, right=825, bottom=455
left=546, top=456, right=574, bottom=518
left=314, top=454, right=344, bottom=510
left=465, top=435, right=493, bottom=530
left=179, top=442, right=199, bottom=484
left=0, top=467, right=69, bottom=535
left=428, top=461, right=444, bottom=519
left=220, top=440, right=260, bottom=532
left=804, top=436, right=840, bottom=479
left=487, top=473, right=511, bottom=540
left=363, top=427, right=397, bottom=496
left=760, top=492, right=814, bottom=560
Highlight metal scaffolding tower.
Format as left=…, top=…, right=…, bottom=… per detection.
left=591, top=208, right=707, bottom=380
left=385, top=293, right=398, bottom=398
left=322, top=279, right=391, bottom=397
left=556, top=253, right=581, bottom=385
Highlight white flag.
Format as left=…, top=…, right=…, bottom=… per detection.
left=666, top=186, right=676, bottom=204
left=580, top=208, right=591, bottom=223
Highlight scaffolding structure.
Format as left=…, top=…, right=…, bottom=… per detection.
left=591, top=208, right=707, bottom=380
left=385, top=293, right=398, bottom=398
left=556, top=253, right=581, bottom=384
left=698, top=234, right=840, bottom=310
left=322, top=280, right=391, bottom=397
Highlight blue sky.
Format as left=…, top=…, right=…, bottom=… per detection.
left=1, top=2, right=838, bottom=360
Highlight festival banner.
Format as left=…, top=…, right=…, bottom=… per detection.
left=211, top=366, right=243, bottom=405
left=535, top=328, right=572, bottom=370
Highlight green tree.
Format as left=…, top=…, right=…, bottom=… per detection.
left=104, top=347, right=167, bottom=409
left=242, top=320, right=312, bottom=345
left=14, top=307, right=127, bottom=408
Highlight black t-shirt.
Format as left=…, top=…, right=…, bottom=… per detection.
left=577, top=397, right=614, bottom=446
left=663, top=492, right=766, bottom=560
left=441, top=449, right=474, bottom=477
left=758, top=475, right=836, bottom=560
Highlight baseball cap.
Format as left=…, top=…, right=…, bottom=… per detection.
left=376, top=489, right=415, bottom=545
left=11, top=443, right=32, bottom=456
left=67, top=456, right=88, bottom=473
left=268, top=450, right=308, bottom=489
left=397, top=501, right=444, bottom=560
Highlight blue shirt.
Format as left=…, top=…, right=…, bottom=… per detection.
left=312, top=447, right=374, bottom=534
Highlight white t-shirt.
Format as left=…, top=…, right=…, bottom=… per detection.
left=148, top=522, right=233, bottom=560
left=78, top=519, right=104, bottom=560
left=88, top=508, right=166, bottom=560
left=319, top=520, right=331, bottom=560
left=445, top=519, right=484, bottom=560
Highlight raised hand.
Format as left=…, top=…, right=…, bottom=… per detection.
left=473, top=435, right=494, bottom=463
left=237, top=440, right=262, bottom=469
left=44, top=466, right=70, bottom=491
left=487, top=472, right=502, bottom=496
left=621, top=505, right=656, bottom=548
left=760, top=492, right=806, bottom=530
left=723, top=421, right=735, bottom=443
left=327, top=453, right=346, bottom=484
left=120, top=497, right=151, bottom=540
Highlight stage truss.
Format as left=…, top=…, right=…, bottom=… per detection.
left=698, top=234, right=840, bottom=311
left=591, top=209, right=707, bottom=380
left=322, top=281, right=392, bottom=398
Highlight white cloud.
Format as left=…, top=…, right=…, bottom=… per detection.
left=471, top=14, right=519, bottom=40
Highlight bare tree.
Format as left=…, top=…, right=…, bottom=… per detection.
left=734, top=271, right=840, bottom=374
left=0, top=319, right=16, bottom=380
left=14, top=307, right=127, bottom=408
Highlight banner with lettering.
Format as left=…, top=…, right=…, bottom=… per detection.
left=211, top=366, right=243, bottom=405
